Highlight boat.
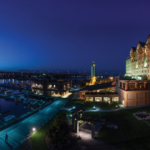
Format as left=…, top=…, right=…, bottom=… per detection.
left=23, top=99, right=29, bottom=104
left=17, top=96, right=25, bottom=102
left=29, top=99, right=39, bottom=105
left=9, top=95, right=16, bottom=100
left=38, top=100, right=45, bottom=106
left=0, top=94, right=8, bottom=97
left=3, top=115, right=15, bottom=122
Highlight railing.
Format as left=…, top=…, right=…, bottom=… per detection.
left=0, top=102, right=50, bottom=129
left=18, top=109, right=59, bottom=146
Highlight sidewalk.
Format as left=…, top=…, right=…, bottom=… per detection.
left=0, top=98, right=69, bottom=150
left=61, top=104, right=150, bottom=112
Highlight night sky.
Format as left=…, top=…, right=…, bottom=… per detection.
left=0, top=0, right=150, bottom=74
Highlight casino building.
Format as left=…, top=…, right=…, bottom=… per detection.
left=119, top=35, right=150, bottom=107
left=125, top=35, right=150, bottom=78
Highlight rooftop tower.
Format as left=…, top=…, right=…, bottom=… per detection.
left=91, top=61, right=95, bottom=77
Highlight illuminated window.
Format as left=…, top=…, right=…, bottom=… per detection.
left=95, top=97, right=102, bottom=102
left=112, top=97, right=119, bottom=102
left=103, top=97, right=110, bottom=104
left=86, top=97, right=93, bottom=102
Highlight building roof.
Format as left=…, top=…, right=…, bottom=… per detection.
left=131, top=47, right=136, bottom=52
left=80, top=82, right=115, bottom=91
left=139, top=42, right=145, bottom=47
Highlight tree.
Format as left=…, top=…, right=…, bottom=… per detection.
left=49, top=113, right=70, bottom=150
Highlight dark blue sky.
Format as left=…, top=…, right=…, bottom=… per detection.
left=0, top=0, right=150, bottom=74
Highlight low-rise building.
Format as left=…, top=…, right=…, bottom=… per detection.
left=79, top=82, right=119, bottom=104
left=119, top=78, right=150, bottom=107
left=31, top=79, right=72, bottom=97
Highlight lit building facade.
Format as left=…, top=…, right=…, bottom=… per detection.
left=31, top=79, right=72, bottom=97
left=119, top=79, right=150, bottom=107
left=119, top=35, right=150, bottom=107
left=125, top=35, right=150, bottom=78
left=80, top=82, right=119, bottom=104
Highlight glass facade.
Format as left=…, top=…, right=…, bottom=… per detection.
left=112, top=97, right=119, bottom=102
left=95, top=97, right=102, bottom=102
left=126, top=58, right=131, bottom=74
left=128, top=83, right=135, bottom=90
left=138, top=83, right=144, bottom=89
left=103, top=97, right=110, bottom=104
left=86, top=97, right=93, bottom=102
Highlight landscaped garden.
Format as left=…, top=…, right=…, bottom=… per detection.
left=64, top=99, right=120, bottom=110
left=30, top=110, right=71, bottom=150
left=30, top=102, right=150, bottom=150
left=90, top=106, right=150, bottom=150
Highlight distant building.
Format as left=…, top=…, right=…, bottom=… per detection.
left=79, top=62, right=118, bottom=104
left=86, top=61, right=114, bottom=86
left=31, top=79, right=72, bottom=97
left=91, top=61, right=95, bottom=77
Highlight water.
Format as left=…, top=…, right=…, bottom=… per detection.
left=0, top=79, right=31, bottom=84
left=0, top=98, right=69, bottom=150
left=0, top=98, right=34, bottom=119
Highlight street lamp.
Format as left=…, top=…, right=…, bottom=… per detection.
left=32, top=128, right=36, bottom=132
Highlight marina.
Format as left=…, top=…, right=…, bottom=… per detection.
left=0, top=98, right=68, bottom=150
left=0, top=80, right=52, bottom=130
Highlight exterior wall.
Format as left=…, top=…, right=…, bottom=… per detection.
left=31, top=80, right=72, bottom=96
left=82, top=94, right=119, bottom=104
left=118, top=80, right=150, bottom=90
left=126, top=58, right=131, bottom=75
left=119, top=88, right=150, bottom=107
left=126, top=37, right=150, bottom=78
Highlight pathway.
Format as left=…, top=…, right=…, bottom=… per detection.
left=61, top=104, right=150, bottom=112
left=76, top=131, right=118, bottom=150
left=0, top=98, right=68, bottom=150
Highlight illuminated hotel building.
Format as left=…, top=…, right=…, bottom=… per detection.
left=119, top=35, right=150, bottom=107
left=125, top=35, right=150, bottom=78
